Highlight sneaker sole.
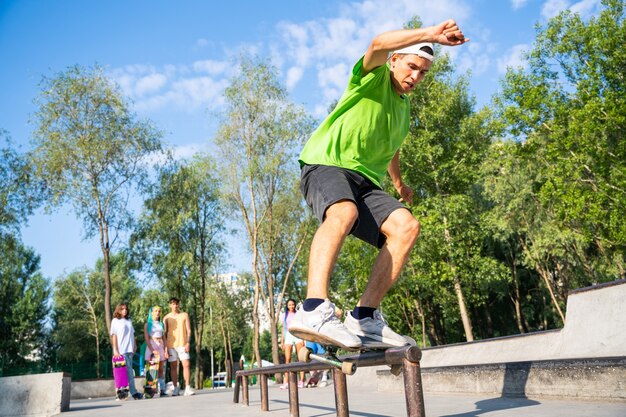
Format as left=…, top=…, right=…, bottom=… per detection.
left=288, top=326, right=361, bottom=351
left=356, top=335, right=416, bottom=349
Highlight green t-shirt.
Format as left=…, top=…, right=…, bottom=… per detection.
left=298, top=56, right=410, bottom=187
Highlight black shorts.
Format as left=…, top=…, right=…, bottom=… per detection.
left=300, top=164, right=407, bottom=248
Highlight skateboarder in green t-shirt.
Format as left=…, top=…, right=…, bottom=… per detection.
left=289, top=19, right=469, bottom=349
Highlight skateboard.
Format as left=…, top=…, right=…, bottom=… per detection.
left=293, top=331, right=416, bottom=375
left=306, top=370, right=323, bottom=387
left=143, top=351, right=160, bottom=398
left=112, top=355, right=130, bottom=400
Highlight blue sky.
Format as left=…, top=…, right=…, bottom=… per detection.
left=0, top=0, right=603, bottom=281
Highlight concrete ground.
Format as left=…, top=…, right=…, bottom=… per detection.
left=66, top=384, right=626, bottom=417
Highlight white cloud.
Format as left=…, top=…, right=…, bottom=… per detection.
left=570, top=0, right=601, bottom=18
left=193, top=59, right=229, bottom=75
left=456, top=41, right=492, bottom=77
left=541, top=0, right=570, bottom=19
left=111, top=0, right=479, bottom=117
left=171, top=143, right=210, bottom=160
left=496, top=44, right=529, bottom=74
left=511, top=0, right=528, bottom=10
left=542, top=0, right=600, bottom=19
left=317, top=63, right=350, bottom=92
left=275, top=0, right=474, bottom=111
left=134, top=73, right=167, bottom=97
left=286, top=66, right=304, bottom=90
left=109, top=65, right=228, bottom=113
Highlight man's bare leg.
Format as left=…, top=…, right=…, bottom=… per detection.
left=182, top=359, right=193, bottom=392
left=170, top=360, right=179, bottom=391
left=359, top=208, right=421, bottom=308
left=289, top=200, right=362, bottom=349
left=343, top=208, right=420, bottom=346
left=306, top=200, right=358, bottom=299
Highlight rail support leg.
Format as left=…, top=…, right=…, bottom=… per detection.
left=260, top=374, right=269, bottom=411
left=242, top=375, right=249, bottom=406
left=403, top=358, right=426, bottom=417
left=288, top=371, right=300, bottom=417
left=233, top=375, right=240, bottom=403
left=333, top=370, right=349, bottom=417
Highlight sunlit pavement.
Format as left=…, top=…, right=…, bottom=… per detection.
left=67, top=384, right=626, bottom=417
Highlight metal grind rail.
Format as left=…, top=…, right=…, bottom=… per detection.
left=233, top=344, right=425, bottom=417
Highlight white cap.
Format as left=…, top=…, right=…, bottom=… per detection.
left=394, top=42, right=434, bottom=61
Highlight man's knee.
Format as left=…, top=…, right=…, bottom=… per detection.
left=323, top=200, right=358, bottom=232
left=406, top=217, right=421, bottom=241
left=384, top=210, right=421, bottom=244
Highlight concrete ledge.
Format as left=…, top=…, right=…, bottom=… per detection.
left=71, top=376, right=143, bottom=399
left=377, top=357, right=626, bottom=400
left=0, top=372, right=71, bottom=417
left=421, top=280, right=626, bottom=367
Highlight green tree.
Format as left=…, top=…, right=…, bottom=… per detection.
left=51, top=252, right=141, bottom=378
left=215, top=55, right=314, bottom=370
left=30, top=64, right=164, bottom=334
left=132, top=155, right=226, bottom=388
left=493, top=0, right=626, bottom=305
left=0, top=235, right=50, bottom=370
left=208, top=278, right=251, bottom=387
left=397, top=49, right=498, bottom=342
left=0, top=131, right=41, bottom=233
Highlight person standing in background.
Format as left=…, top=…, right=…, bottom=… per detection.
left=163, top=297, right=195, bottom=396
left=144, top=305, right=168, bottom=397
left=110, top=303, right=143, bottom=400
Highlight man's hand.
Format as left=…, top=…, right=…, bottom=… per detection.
left=431, top=19, right=469, bottom=46
left=185, top=342, right=190, bottom=353
left=397, top=184, right=414, bottom=206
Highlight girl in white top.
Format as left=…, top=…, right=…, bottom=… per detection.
left=110, top=303, right=142, bottom=399
left=144, top=306, right=168, bottom=396
left=279, top=298, right=305, bottom=389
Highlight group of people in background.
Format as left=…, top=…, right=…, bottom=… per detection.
left=109, top=297, right=195, bottom=399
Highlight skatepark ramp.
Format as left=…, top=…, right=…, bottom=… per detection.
left=378, top=279, right=626, bottom=400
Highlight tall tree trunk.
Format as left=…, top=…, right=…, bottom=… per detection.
left=518, top=237, right=565, bottom=324
left=252, top=263, right=262, bottom=368
left=100, top=219, right=112, bottom=334
left=510, top=260, right=526, bottom=334
left=413, top=298, right=427, bottom=347
left=452, top=277, right=474, bottom=341
left=442, top=214, right=474, bottom=342
left=226, top=318, right=234, bottom=388
left=92, top=310, right=100, bottom=378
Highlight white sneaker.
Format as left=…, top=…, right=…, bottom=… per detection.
left=183, top=386, right=195, bottom=396
left=172, top=386, right=180, bottom=396
left=344, top=310, right=409, bottom=347
left=288, top=299, right=361, bottom=350
left=318, top=380, right=328, bottom=388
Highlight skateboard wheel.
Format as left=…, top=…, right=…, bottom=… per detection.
left=298, top=347, right=312, bottom=362
left=390, top=364, right=402, bottom=376
left=342, top=361, right=356, bottom=375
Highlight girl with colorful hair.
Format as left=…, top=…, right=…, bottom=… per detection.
left=143, top=305, right=168, bottom=396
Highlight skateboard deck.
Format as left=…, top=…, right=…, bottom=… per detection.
left=143, top=351, right=160, bottom=398
left=294, top=331, right=416, bottom=375
left=112, top=355, right=130, bottom=400
left=306, top=370, right=323, bottom=387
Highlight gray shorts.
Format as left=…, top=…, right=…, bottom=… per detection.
left=300, top=164, right=407, bottom=248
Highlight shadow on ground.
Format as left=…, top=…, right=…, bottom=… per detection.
left=272, top=399, right=393, bottom=417
left=441, top=396, right=541, bottom=417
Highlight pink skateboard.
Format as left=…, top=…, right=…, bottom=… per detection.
left=112, top=355, right=130, bottom=400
